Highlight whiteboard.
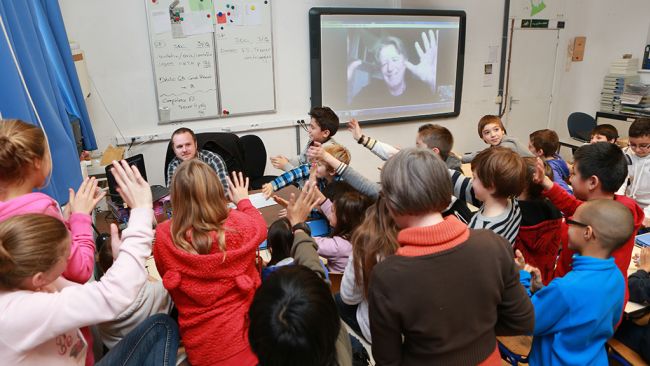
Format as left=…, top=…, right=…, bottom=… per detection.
left=145, top=0, right=275, bottom=123
left=213, top=0, right=275, bottom=115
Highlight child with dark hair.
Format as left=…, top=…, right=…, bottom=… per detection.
left=249, top=182, right=353, bottom=366
left=313, top=184, right=373, bottom=272
left=618, top=117, right=650, bottom=228
left=519, top=199, right=633, bottom=365
left=270, top=106, right=339, bottom=172
left=514, top=157, right=564, bottom=284
left=590, top=123, right=619, bottom=144
left=528, top=129, right=572, bottom=194
left=261, top=218, right=294, bottom=280
left=462, top=115, right=532, bottom=163
left=535, top=142, right=644, bottom=308
left=450, top=146, right=527, bottom=244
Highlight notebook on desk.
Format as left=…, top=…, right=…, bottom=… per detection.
left=635, top=233, right=650, bottom=248
left=104, top=154, right=169, bottom=205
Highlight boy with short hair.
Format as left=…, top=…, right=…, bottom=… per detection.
left=270, top=106, right=339, bottom=172
left=536, top=142, right=644, bottom=305
left=519, top=199, right=634, bottom=366
left=617, top=118, right=650, bottom=227
left=450, top=147, right=527, bottom=244
left=528, top=129, right=572, bottom=194
left=462, top=115, right=532, bottom=163
left=262, top=144, right=350, bottom=198
left=349, top=119, right=462, bottom=172
left=590, top=123, right=619, bottom=144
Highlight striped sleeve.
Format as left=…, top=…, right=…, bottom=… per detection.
left=469, top=199, right=521, bottom=245
left=449, top=169, right=481, bottom=207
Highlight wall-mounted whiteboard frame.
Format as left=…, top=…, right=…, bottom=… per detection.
left=144, top=0, right=276, bottom=124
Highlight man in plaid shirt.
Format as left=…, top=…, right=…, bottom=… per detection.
left=166, top=128, right=229, bottom=191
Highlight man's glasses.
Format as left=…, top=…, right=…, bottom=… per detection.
left=629, top=143, right=650, bottom=150
left=566, top=217, right=589, bottom=228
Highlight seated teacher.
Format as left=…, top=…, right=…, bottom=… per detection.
left=165, top=127, right=230, bottom=191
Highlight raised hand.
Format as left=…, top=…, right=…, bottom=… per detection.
left=525, top=264, right=544, bottom=294
left=347, top=59, right=363, bottom=82
left=69, top=177, right=106, bottom=215
left=111, top=160, right=152, bottom=209
left=636, top=247, right=650, bottom=272
left=226, top=171, right=249, bottom=204
left=347, top=119, right=363, bottom=141
left=307, top=141, right=325, bottom=162
left=533, top=157, right=553, bottom=190
left=286, top=181, right=322, bottom=226
left=514, top=249, right=526, bottom=271
left=261, top=183, right=274, bottom=199
left=270, top=155, right=289, bottom=170
left=405, top=29, right=438, bottom=90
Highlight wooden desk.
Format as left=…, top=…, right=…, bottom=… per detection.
left=255, top=185, right=299, bottom=226
left=625, top=245, right=650, bottom=317
left=497, top=335, right=532, bottom=366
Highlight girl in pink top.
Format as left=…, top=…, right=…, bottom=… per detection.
left=0, top=161, right=179, bottom=366
left=0, top=120, right=104, bottom=284
left=315, top=186, right=373, bottom=273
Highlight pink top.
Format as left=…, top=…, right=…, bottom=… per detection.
left=0, top=192, right=95, bottom=283
left=315, top=199, right=352, bottom=273
left=0, top=208, right=154, bottom=366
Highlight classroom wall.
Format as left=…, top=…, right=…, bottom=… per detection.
left=58, top=0, right=650, bottom=186
left=548, top=0, right=650, bottom=142
left=59, top=0, right=506, bottom=186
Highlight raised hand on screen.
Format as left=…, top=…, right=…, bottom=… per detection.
left=405, top=29, right=438, bottom=90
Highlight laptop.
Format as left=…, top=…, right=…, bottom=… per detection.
left=105, top=154, right=169, bottom=205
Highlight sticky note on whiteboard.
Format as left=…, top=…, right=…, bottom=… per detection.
left=245, top=3, right=262, bottom=26
left=216, top=11, right=227, bottom=24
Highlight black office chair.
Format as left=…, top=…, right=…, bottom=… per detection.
left=240, top=134, right=277, bottom=190
left=567, top=112, right=596, bottom=144
left=164, top=132, right=246, bottom=186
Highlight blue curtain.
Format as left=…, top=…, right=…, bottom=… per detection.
left=0, top=0, right=97, bottom=204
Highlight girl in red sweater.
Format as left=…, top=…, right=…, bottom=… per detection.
left=153, top=160, right=267, bottom=366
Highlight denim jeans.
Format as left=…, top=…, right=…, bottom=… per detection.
left=97, top=314, right=179, bottom=366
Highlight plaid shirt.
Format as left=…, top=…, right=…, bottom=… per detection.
left=166, top=150, right=230, bottom=191
left=271, top=163, right=340, bottom=192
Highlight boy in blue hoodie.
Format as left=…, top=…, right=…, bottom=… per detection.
left=518, top=199, right=634, bottom=365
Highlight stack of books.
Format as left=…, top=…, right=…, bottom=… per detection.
left=621, top=83, right=650, bottom=117
left=600, top=59, right=640, bottom=113
left=609, top=58, right=639, bottom=76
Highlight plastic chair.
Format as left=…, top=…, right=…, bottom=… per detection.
left=240, top=134, right=277, bottom=190
left=567, top=112, right=596, bottom=144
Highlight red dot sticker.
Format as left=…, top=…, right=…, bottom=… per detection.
left=207, top=14, right=210, bottom=18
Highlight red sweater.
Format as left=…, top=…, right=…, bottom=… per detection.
left=153, top=199, right=267, bottom=366
left=544, top=183, right=644, bottom=306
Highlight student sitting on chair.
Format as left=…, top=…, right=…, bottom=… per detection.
left=590, top=123, right=619, bottom=144
left=165, top=127, right=229, bottom=190
left=517, top=199, right=634, bottom=366
left=462, top=115, right=532, bottom=163
left=269, top=106, right=339, bottom=172
left=614, top=247, right=650, bottom=363
left=535, top=142, right=644, bottom=308
left=347, top=118, right=463, bottom=172
left=617, top=118, right=650, bottom=228
left=262, top=144, right=350, bottom=198
left=528, top=129, right=572, bottom=194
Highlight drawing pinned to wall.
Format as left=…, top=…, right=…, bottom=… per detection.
left=510, top=0, right=564, bottom=20
left=151, top=9, right=172, bottom=34
left=245, top=3, right=262, bottom=26
left=529, top=0, right=546, bottom=16
left=188, top=0, right=213, bottom=12
left=182, top=9, right=214, bottom=35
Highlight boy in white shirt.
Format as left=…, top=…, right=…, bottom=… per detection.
left=618, top=118, right=650, bottom=227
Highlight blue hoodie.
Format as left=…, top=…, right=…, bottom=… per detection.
left=521, top=255, right=624, bottom=366
left=547, top=155, right=573, bottom=194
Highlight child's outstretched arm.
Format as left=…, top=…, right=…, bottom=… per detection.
left=62, top=177, right=106, bottom=283
left=533, top=157, right=582, bottom=216
left=262, top=164, right=311, bottom=198
left=286, top=182, right=327, bottom=279
left=308, top=142, right=380, bottom=199
left=448, top=169, right=481, bottom=207
left=349, top=119, right=399, bottom=161
left=0, top=161, right=152, bottom=352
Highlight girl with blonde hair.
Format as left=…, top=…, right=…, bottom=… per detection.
left=153, top=160, right=267, bottom=366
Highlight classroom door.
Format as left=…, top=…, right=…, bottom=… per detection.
left=504, top=29, right=559, bottom=144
